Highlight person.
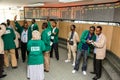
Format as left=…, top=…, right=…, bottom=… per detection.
left=2, top=23, right=17, bottom=68
left=65, top=25, right=79, bottom=66
left=0, top=24, right=7, bottom=78
left=14, top=15, right=29, bottom=62
left=90, top=26, right=106, bottom=80
left=28, top=18, right=39, bottom=41
left=14, top=31, right=20, bottom=60
left=49, top=20, right=59, bottom=60
left=27, top=30, right=45, bottom=80
left=72, top=26, right=96, bottom=75
left=6, top=19, right=13, bottom=28
left=41, top=22, right=52, bottom=72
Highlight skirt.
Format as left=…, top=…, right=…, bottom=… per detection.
left=27, top=64, right=44, bottom=80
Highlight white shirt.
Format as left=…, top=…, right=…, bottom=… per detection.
left=31, top=24, right=34, bottom=31
left=21, top=30, right=28, bottom=43
left=94, top=35, right=99, bottom=53
left=52, top=27, right=56, bottom=33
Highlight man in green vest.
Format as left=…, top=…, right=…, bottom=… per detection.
left=2, top=23, right=17, bottom=68
left=14, top=16, right=39, bottom=62
left=28, top=19, right=39, bottom=41
left=14, top=16, right=29, bottom=62
left=48, top=19, right=59, bottom=60
left=72, top=26, right=96, bottom=75
left=41, top=22, right=52, bottom=72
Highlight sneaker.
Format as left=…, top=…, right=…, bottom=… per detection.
left=72, top=63, right=75, bottom=66
left=65, top=60, right=71, bottom=63
left=82, top=71, right=87, bottom=75
left=72, top=70, right=76, bottom=73
left=0, top=74, right=7, bottom=78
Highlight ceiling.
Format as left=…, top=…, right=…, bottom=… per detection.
left=0, top=0, right=119, bottom=7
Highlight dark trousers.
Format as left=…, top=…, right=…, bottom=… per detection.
left=0, top=54, right=4, bottom=76
left=93, top=54, right=96, bottom=73
left=74, top=49, right=88, bottom=71
left=15, top=48, right=19, bottom=60
left=95, top=59, right=102, bottom=78
left=21, top=42, right=29, bottom=62
left=50, top=43, right=59, bottom=60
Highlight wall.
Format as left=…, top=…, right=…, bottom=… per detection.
left=110, top=27, right=120, bottom=58
left=11, top=20, right=119, bottom=58
left=59, top=21, right=113, bottom=50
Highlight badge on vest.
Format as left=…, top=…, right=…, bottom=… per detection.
left=31, top=46, right=40, bottom=51
left=48, top=31, right=51, bottom=36
left=5, top=30, right=11, bottom=34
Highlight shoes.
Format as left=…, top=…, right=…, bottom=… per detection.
left=57, top=58, right=59, bottom=61
left=92, top=76, right=100, bottom=80
left=27, top=77, right=30, bottom=79
left=82, top=71, right=87, bottom=75
left=44, top=70, right=49, bottom=72
left=90, top=72, right=96, bottom=74
left=72, top=63, right=75, bottom=66
left=12, top=66, right=18, bottom=69
left=72, top=70, right=76, bottom=73
left=23, top=60, right=25, bottom=63
left=65, top=60, right=71, bottom=63
left=0, top=74, right=7, bottom=78
left=50, top=56, right=53, bottom=58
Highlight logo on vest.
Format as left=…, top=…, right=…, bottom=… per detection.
left=31, top=46, right=40, bottom=51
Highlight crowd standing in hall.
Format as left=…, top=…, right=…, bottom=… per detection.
left=0, top=16, right=106, bottom=80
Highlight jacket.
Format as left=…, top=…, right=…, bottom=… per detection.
left=77, top=30, right=96, bottom=55
left=27, top=40, right=45, bottom=65
left=0, top=25, right=6, bottom=54
left=2, top=27, right=16, bottom=50
left=92, top=33, right=106, bottom=59
left=67, top=31, right=79, bottom=51
left=14, top=21, right=39, bottom=41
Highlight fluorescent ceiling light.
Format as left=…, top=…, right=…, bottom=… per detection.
left=26, top=3, right=44, bottom=7
left=59, top=0, right=83, bottom=3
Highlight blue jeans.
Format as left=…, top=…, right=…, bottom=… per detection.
left=74, top=49, right=88, bottom=71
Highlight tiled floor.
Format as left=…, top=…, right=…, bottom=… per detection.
left=1, top=48, right=109, bottom=80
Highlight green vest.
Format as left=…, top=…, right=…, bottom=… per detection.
left=2, top=28, right=16, bottom=50
left=51, top=28, right=59, bottom=43
left=27, top=40, right=45, bottom=65
left=47, top=21, right=59, bottom=43
left=28, top=23, right=39, bottom=41
left=15, top=21, right=39, bottom=41
left=77, top=30, right=96, bottom=55
left=41, top=28, right=51, bottom=52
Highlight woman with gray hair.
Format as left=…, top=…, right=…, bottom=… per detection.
left=27, top=30, right=45, bottom=80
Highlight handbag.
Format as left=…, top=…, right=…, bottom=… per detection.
left=69, top=41, right=74, bottom=45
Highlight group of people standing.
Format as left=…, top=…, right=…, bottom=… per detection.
left=0, top=16, right=59, bottom=80
left=65, top=25, right=106, bottom=80
left=0, top=16, right=106, bottom=80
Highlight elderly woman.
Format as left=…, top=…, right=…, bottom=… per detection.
left=27, top=30, right=45, bottom=80
left=0, top=24, right=7, bottom=78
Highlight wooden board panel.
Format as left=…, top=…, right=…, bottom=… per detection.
left=110, top=27, right=120, bottom=58
left=11, top=20, right=120, bottom=58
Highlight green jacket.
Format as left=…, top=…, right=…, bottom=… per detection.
left=77, top=30, right=96, bottom=55
left=27, top=40, right=45, bottom=65
left=2, top=28, right=16, bottom=50
left=14, top=21, right=39, bottom=41
left=28, top=23, right=39, bottom=41
left=48, top=21, right=59, bottom=43
left=14, top=21, right=24, bottom=35
left=41, top=28, right=51, bottom=52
